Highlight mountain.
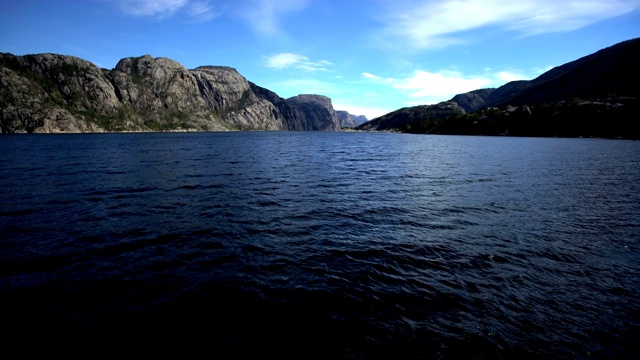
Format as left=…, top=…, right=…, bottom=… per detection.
left=336, top=111, right=368, bottom=128
left=0, top=53, right=342, bottom=133
left=356, top=38, right=640, bottom=138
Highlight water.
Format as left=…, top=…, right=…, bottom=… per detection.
left=1, top=132, right=639, bottom=357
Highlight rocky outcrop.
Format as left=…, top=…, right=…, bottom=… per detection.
left=336, top=111, right=368, bottom=128
left=286, top=94, right=341, bottom=131
left=0, top=53, right=340, bottom=133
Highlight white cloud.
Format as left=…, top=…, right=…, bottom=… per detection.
left=393, top=70, right=493, bottom=98
left=115, top=0, right=222, bottom=21
left=264, top=53, right=332, bottom=71
left=496, top=71, right=527, bottom=82
left=377, top=0, right=640, bottom=50
left=360, top=66, right=543, bottom=106
left=236, top=0, right=310, bottom=36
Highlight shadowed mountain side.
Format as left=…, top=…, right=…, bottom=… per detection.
left=486, top=37, right=640, bottom=107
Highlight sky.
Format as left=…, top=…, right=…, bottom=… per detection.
left=1, top=0, right=639, bottom=119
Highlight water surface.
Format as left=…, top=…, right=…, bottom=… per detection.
left=1, top=132, right=639, bottom=357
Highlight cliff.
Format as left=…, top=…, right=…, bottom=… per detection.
left=286, top=94, right=341, bottom=131
left=336, top=111, right=367, bottom=128
left=248, top=82, right=311, bottom=131
left=0, top=53, right=341, bottom=133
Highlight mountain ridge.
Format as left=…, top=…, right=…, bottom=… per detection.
left=355, top=38, right=640, bottom=139
left=0, top=53, right=361, bottom=133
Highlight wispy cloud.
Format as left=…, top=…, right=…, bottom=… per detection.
left=186, top=1, right=225, bottom=22
left=236, top=0, right=310, bottom=36
left=264, top=53, right=333, bottom=71
left=115, top=0, right=222, bottom=21
left=376, top=0, right=640, bottom=50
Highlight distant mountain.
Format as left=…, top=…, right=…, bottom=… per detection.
left=0, top=53, right=342, bottom=133
left=356, top=38, right=640, bottom=138
left=336, top=111, right=367, bottom=128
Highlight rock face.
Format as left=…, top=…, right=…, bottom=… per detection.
left=286, top=94, right=341, bottom=131
left=336, top=111, right=368, bottom=128
left=0, top=53, right=341, bottom=133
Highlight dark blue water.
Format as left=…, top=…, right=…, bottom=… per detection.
left=1, top=132, right=639, bottom=357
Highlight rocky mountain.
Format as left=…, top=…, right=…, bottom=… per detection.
left=0, top=53, right=342, bottom=133
left=336, top=111, right=367, bottom=128
left=356, top=38, right=640, bottom=138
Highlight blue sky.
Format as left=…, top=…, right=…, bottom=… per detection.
left=1, top=0, right=639, bottom=119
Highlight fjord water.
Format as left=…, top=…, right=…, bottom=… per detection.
left=1, top=132, right=639, bottom=357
